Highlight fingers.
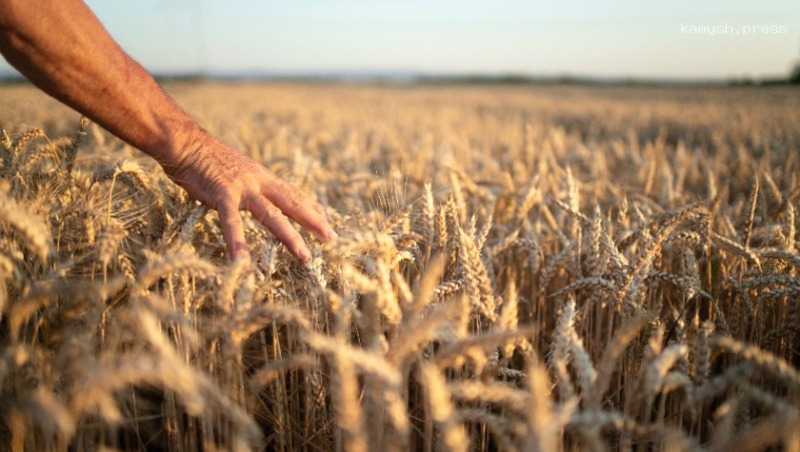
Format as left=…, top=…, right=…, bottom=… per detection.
left=261, top=175, right=336, bottom=242
left=246, top=195, right=312, bottom=264
left=218, top=200, right=249, bottom=261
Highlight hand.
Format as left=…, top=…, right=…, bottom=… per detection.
left=165, top=133, right=336, bottom=263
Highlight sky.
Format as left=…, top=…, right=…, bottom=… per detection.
left=1, top=0, right=799, bottom=80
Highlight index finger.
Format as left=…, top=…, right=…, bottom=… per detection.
left=218, top=200, right=249, bottom=261
left=246, top=195, right=311, bottom=263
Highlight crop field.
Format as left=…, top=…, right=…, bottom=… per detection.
left=1, top=83, right=800, bottom=452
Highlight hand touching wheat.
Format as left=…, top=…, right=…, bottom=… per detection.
left=168, top=133, right=336, bottom=262
left=0, top=0, right=335, bottom=262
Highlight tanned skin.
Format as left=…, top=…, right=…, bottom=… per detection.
left=0, top=0, right=336, bottom=263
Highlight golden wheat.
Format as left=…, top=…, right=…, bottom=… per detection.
left=0, top=83, right=799, bottom=451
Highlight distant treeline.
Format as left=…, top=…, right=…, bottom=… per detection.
left=2, top=71, right=799, bottom=87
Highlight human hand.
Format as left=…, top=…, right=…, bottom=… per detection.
left=165, top=133, right=336, bottom=263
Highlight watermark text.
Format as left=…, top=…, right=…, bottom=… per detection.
left=680, top=23, right=787, bottom=36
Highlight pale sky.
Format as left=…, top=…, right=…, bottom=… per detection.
left=1, top=0, right=799, bottom=79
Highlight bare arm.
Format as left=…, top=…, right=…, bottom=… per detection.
left=0, top=0, right=334, bottom=262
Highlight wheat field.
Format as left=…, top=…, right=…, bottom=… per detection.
left=1, top=83, right=800, bottom=452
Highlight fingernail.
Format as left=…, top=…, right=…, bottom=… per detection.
left=298, top=247, right=312, bottom=264
left=237, top=252, right=252, bottom=264
left=232, top=250, right=251, bottom=263
left=325, top=228, right=338, bottom=241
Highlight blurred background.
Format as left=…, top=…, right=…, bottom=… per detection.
left=1, top=0, right=799, bottom=84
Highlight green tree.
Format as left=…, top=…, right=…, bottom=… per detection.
left=791, top=61, right=800, bottom=84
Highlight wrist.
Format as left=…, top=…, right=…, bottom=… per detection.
left=151, top=119, right=210, bottom=178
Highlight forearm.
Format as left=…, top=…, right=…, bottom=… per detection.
left=0, top=0, right=199, bottom=170
left=0, top=0, right=335, bottom=261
